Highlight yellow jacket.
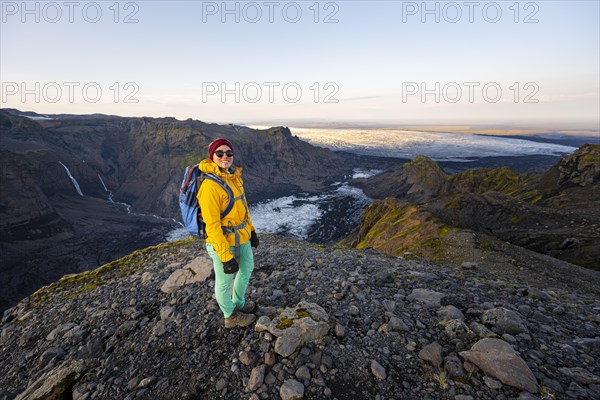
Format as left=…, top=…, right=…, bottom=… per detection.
left=197, top=159, right=255, bottom=262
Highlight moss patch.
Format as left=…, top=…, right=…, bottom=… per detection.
left=31, top=239, right=195, bottom=307
left=175, top=152, right=205, bottom=169
left=295, top=308, right=312, bottom=319
left=580, top=152, right=600, bottom=168
left=276, top=317, right=294, bottom=329
left=437, top=226, right=452, bottom=236
left=509, top=215, right=523, bottom=225
left=390, top=225, right=420, bottom=240
left=529, top=194, right=543, bottom=204
left=446, top=194, right=463, bottom=209
left=402, top=253, right=418, bottom=261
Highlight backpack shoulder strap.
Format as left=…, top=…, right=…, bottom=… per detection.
left=203, top=173, right=235, bottom=219
left=181, top=163, right=200, bottom=192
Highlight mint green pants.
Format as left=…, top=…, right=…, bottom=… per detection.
left=206, top=241, right=254, bottom=318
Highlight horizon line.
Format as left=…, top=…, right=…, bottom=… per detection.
left=2, top=107, right=599, bottom=134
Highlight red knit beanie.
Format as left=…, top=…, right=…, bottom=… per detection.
left=208, top=138, right=234, bottom=159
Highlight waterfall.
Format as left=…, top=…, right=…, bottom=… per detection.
left=98, top=174, right=108, bottom=191
left=95, top=174, right=180, bottom=224
left=96, top=174, right=133, bottom=214
left=58, top=161, right=84, bottom=196
left=98, top=174, right=114, bottom=202
left=64, top=164, right=183, bottom=242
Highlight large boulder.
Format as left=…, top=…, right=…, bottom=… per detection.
left=15, top=360, right=85, bottom=400
left=481, top=307, right=528, bottom=335
left=407, top=288, right=446, bottom=308
left=256, top=301, right=329, bottom=357
left=279, top=379, right=305, bottom=400
left=160, top=256, right=213, bottom=293
left=459, top=338, right=538, bottom=393
left=418, top=341, right=443, bottom=368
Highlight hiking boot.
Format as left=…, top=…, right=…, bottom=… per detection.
left=239, top=300, right=256, bottom=313
left=224, top=310, right=256, bottom=329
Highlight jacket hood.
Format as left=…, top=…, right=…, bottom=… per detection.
left=199, top=159, right=243, bottom=178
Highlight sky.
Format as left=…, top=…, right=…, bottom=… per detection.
left=1, top=0, right=599, bottom=128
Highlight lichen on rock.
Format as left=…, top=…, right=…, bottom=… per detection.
left=259, top=301, right=330, bottom=357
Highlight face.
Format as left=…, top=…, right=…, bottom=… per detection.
left=212, top=145, right=233, bottom=169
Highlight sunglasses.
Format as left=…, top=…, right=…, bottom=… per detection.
left=215, top=150, right=234, bottom=158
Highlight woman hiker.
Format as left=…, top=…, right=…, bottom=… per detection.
left=198, top=138, right=259, bottom=328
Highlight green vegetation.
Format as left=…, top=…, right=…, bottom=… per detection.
left=476, top=237, right=497, bottom=251
left=446, top=194, right=463, bottom=209
left=529, top=194, right=543, bottom=204
left=539, top=384, right=556, bottom=399
left=452, top=167, right=540, bottom=202
left=509, top=215, right=523, bottom=225
left=175, top=151, right=205, bottom=168
left=433, top=370, right=449, bottom=389
left=390, top=224, right=420, bottom=240
left=437, top=226, right=452, bottom=236
left=276, top=316, right=294, bottom=329
left=480, top=168, right=520, bottom=194
left=409, top=156, right=445, bottom=181
left=514, top=189, right=543, bottom=204
left=419, top=237, right=441, bottom=250
left=580, top=151, right=600, bottom=168
left=295, top=308, right=312, bottom=319
left=584, top=314, right=600, bottom=324
left=452, top=376, right=471, bottom=385
left=31, top=238, right=196, bottom=307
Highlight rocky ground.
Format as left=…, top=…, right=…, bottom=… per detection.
left=1, top=234, right=599, bottom=400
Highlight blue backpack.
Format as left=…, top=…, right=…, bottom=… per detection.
left=179, top=164, right=234, bottom=238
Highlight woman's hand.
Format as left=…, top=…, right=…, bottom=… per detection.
left=223, top=258, right=239, bottom=274
left=250, top=231, right=259, bottom=248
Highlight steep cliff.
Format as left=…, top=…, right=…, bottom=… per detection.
left=1, top=110, right=353, bottom=220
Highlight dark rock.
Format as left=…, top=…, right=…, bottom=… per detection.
left=460, top=338, right=538, bottom=393
left=481, top=308, right=528, bottom=335
left=279, top=379, right=304, bottom=400
left=418, top=342, right=443, bottom=368
left=15, top=360, right=85, bottom=400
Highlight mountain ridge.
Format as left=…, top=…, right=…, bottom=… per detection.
left=350, top=144, right=600, bottom=270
